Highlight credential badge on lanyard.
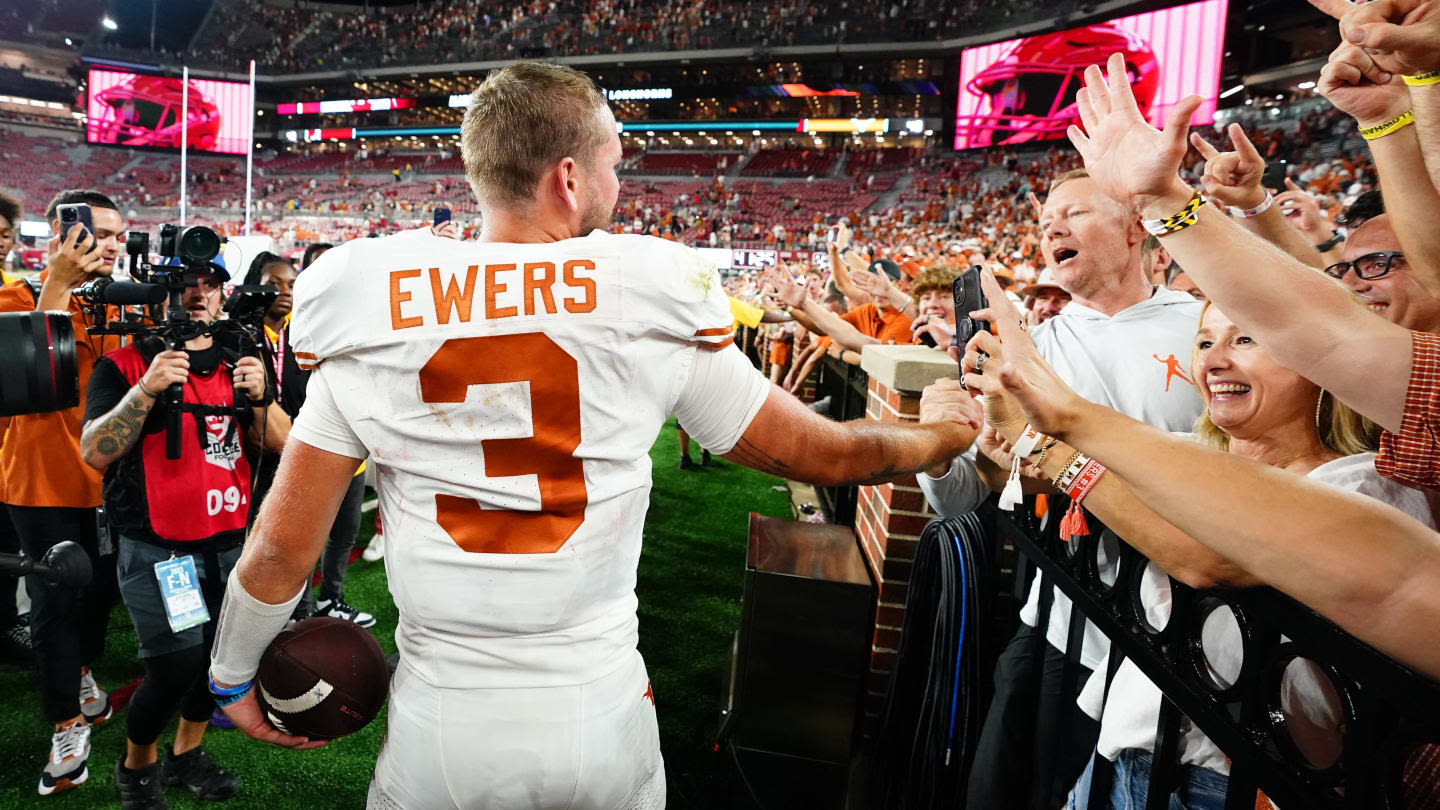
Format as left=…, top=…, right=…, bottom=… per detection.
left=154, top=554, right=209, bottom=633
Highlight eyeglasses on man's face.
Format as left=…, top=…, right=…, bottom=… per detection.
left=1323, top=251, right=1406, bottom=282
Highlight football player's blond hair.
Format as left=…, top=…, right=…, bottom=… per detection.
left=461, top=63, right=611, bottom=207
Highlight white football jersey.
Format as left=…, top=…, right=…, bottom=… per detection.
left=288, top=229, right=757, bottom=689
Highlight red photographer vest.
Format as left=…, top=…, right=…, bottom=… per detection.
left=106, top=343, right=252, bottom=542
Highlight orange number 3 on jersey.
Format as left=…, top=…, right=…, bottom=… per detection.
left=418, top=334, right=588, bottom=554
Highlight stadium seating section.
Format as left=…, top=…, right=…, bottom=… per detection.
left=741, top=149, right=838, bottom=178
left=0, top=103, right=1368, bottom=262
left=82, top=0, right=1066, bottom=73
left=633, top=152, right=738, bottom=176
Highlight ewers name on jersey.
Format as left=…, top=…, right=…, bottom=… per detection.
left=288, top=229, right=737, bottom=689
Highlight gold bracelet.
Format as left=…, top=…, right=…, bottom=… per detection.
left=1033, top=437, right=1060, bottom=469
left=1403, top=69, right=1440, bottom=87
left=1051, top=449, right=1085, bottom=491
left=1359, top=109, right=1416, bottom=140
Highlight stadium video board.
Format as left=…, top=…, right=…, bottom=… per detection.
left=952, top=0, right=1228, bottom=149
left=86, top=68, right=253, bottom=155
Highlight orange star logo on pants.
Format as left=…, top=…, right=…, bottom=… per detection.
left=1154, top=353, right=1193, bottom=392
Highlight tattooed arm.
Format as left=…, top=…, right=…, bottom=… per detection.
left=723, top=384, right=983, bottom=488
left=82, top=386, right=158, bottom=469
left=82, top=350, right=190, bottom=470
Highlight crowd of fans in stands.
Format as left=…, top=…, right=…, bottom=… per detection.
left=83, top=0, right=1058, bottom=73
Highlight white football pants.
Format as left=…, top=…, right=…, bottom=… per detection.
left=367, top=650, right=665, bottom=810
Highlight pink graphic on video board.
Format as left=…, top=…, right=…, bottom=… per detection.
left=953, top=0, right=1228, bottom=150
left=87, top=68, right=253, bottom=155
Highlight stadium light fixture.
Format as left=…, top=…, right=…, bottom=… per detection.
left=102, top=16, right=117, bottom=30
left=1297, top=81, right=1316, bottom=90
left=64, top=37, right=72, bottom=46
left=1219, top=84, right=1245, bottom=99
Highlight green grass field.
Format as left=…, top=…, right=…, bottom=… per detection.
left=0, top=418, right=788, bottom=809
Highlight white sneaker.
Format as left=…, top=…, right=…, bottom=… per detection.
left=78, top=668, right=112, bottom=727
left=315, top=597, right=376, bottom=629
left=361, top=532, right=385, bottom=562
left=38, top=720, right=90, bottom=795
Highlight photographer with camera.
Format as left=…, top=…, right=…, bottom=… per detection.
left=0, top=190, right=126, bottom=797
left=79, top=251, right=285, bottom=809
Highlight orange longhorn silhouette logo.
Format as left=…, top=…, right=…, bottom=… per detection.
left=1154, top=353, right=1193, bottom=392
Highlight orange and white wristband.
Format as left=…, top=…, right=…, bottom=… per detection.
left=1053, top=451, right=1106, bottom=542
left=999, top=424, right=1049, bottom=512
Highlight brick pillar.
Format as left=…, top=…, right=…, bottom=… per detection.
left=797, top=364, right=819, bottom=404
left=852, top=345, right=958, bottom=734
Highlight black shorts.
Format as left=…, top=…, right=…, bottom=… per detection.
left=116, top=535, right=240, bottom=659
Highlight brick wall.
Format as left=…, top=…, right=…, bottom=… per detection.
left=796, top=364, right=818, bottom=404
left=853, top=345, right=957, bottom=735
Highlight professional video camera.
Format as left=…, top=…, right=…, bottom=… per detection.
left=0, top=223, right=278, bottom=460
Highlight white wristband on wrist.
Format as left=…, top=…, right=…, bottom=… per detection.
left=209, top=568, right=305, bottom=686
left=1228, top=191, right=1275, bottom=219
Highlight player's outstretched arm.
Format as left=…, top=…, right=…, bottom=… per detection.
left=210, top=438, right=361, bottom=749
left=722, top=383, right=982, bottom=487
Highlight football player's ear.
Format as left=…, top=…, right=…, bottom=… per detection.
left=557, top=157, right=580, bottom=213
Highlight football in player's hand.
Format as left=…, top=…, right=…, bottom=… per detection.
left=255, top=617, right=389, bottom=740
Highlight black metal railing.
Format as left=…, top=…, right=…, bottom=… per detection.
left=991, top=499, right=1440, bottom=810
left=813, top=355, right=869, bottom=527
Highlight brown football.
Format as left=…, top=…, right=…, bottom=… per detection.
left=254, top=617, right=389, bottom=740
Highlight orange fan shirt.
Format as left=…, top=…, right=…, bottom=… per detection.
left=841, top=302, right=913, bottom=345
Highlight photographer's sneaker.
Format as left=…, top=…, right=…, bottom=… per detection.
left=161, top=745, right=238, bottom=801
left=38, top=720, right=90, bottom=796
left=1, top=620, right=34, bottom=666
left=115, top=759, right=168, bottom=810
left=361, top=532, right=385, bottom=562
left=78, top=667, right=112, bottom=726
left=315, top=598, right=376, bottom=629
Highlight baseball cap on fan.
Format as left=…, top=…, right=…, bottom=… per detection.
left=162, top=253, right=230, bottom=282
left=868, top=258, right=902, bottom=282
left=1020, top=267, right=1063, bottom=297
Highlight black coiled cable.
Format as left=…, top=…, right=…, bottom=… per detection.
left=869, top=514, right=990, bottom=809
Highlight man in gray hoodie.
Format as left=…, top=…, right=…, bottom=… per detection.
left=918, top=168, right=1205, bottom=808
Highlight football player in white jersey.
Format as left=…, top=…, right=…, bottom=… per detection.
left=208, top=63, right=982, bottom=810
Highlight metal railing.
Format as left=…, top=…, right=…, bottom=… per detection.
left=991, top=499, right=1440, bottom=810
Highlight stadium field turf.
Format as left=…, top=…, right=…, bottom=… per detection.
left=0, top=417, right=786, bottom=809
